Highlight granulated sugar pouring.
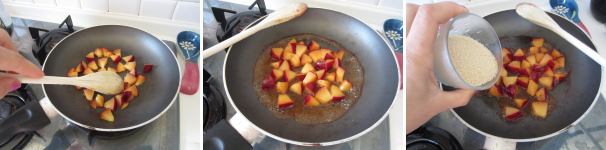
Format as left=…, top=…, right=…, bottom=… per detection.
left=448, top=35, right=498, bottom=87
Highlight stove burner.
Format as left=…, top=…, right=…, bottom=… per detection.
left=0, top=89, right=44, bottom=150
left=213, top=11, right=264, bottom=43
left=74, top=124, right=144, bottom=146
left=203, top=69, right=226, bottom=133
left=0, top=95, right=25, bottom=119
left=29, top=16, right=75, bottom=66
left=406, top=126, right=463, bottom=150
left=212, top=0, right=266, bottom=52
left=0, top=94, right=26, bottom=148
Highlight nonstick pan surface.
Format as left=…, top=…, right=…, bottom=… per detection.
left=445, top=10, right=602, bottom=141
left=224, top=8, right=400, bottom=145
left=42, top=25, right=181, bottom=131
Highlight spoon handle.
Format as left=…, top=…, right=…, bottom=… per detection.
left=202, top=22, right=266, bottom=59
left=553, top=29, right=606, bottom=67
left=201, top=3, right=307, bottom=59
left=0, top=72, right=73, bottom=85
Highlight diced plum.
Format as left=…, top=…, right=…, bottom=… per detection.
left=550, top=49, right=562, bottom=58
left=488, top=84, right=503, bottom=96
left=502, top=48, right=513, bottom=63
left=532, top=38, right=544, bottom=47
left=513, top=49, right=525, bottom=60
left=261, top=76, right=276, bottom=90
left=514, top=98, right=528, bottom=109
left=516, top=76, right=529, bottom=88
left=277, top=94, right=294, bottom=109
left=143, top=64, right=153, bottom=73
left=538, top=76, right=554, bottom=88
left=505, top=106, right=522, bottom=122
left=532, top=101, right=548, bottom=118
left=536, top=87, right=547, bottom=101
left=526, top=55, right=537, bottom=65
left=505, top=85, right=519, bottom=98
left=503, top=76, right=517, bottom=87
left=554, top=73, right=567, bottom=82
left=555, top=56, right=565, bottom=69
left=527, top=80, right=539, bottom=97
left=518, top=68, right=531, bottom=76
left=543, top=67, right=554, bottom=77
left=507, top=61, right=521, bottom=72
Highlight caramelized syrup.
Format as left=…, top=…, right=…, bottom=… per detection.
left=252, top=34, right=364, bottom=125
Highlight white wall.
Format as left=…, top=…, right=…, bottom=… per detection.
left=3, top=0, right=200, bottom=24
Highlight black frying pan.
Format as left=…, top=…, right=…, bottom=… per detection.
left=445, top=10, right=602, bottom=141
left=42, top=25, right=181, bottom=131
left=224, top=8, right=400, bottom=146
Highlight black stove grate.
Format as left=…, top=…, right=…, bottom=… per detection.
left=0, top=88, right=43, bottom=150
left=29, top=15, right=75, bottom=66
left=203, top=0, right=264, bottom=134
left=211, top=0, right=266, bottom=53
left=204, top=0, right=262, bottom=133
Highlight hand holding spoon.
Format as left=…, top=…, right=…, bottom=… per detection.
left=516, top=3, right=606, bottom=67
left=202, top=3, right=308, bottom=59
left=0, top=71, right=124, bottom=95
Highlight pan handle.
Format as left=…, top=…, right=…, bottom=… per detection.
left=483, top=136, right=516, bottom=149
left=228, top=113, right=261, bottom=143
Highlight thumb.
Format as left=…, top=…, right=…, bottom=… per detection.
left=438, top=89, right=475, bottom=109
left=0, top=77, right=20, bottom=98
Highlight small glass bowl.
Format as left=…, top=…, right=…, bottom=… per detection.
left=433, top=13, right=503, bottom=90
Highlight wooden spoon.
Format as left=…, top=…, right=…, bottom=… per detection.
left=202, top=3, right=308, bottom=59
left=516, top=3, right=606, bottom=67
left=0, top=71, right=124, bottom=95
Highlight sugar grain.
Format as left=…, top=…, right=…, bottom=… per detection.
left=448, top=35, right=498, bottom=87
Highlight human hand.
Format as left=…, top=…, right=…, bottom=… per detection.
left=0, top=29, right=44, bottom=98
left=406, top=2, right=475, bottom=134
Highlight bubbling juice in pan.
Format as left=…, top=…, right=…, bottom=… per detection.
left=252, top=33, right=364, bottom=125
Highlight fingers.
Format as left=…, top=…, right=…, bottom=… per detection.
left=0, top=30, right=17, bottom=53
left=0, top=47, right=44, bottom=78
left=406, top=4, right=420, bottom=37
left=407, top=2, right=468, bottom=57
left=434, top=89, right=475, bottom=111
left=0, top=77, right=19, bottom=98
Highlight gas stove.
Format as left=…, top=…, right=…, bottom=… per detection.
left=0, top=86, right=46, bottom=150
left=202, top=0, right=266, bottom=133
left=0, top=16, right=179, bottom=150
left=29, top=15, right=75, bottom=66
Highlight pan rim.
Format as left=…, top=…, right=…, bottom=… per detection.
left=222, top=7, right=401, bottom=146
left=41, top=24, right=182, bottom=131
left=448, top=9, right=603, bottom=142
